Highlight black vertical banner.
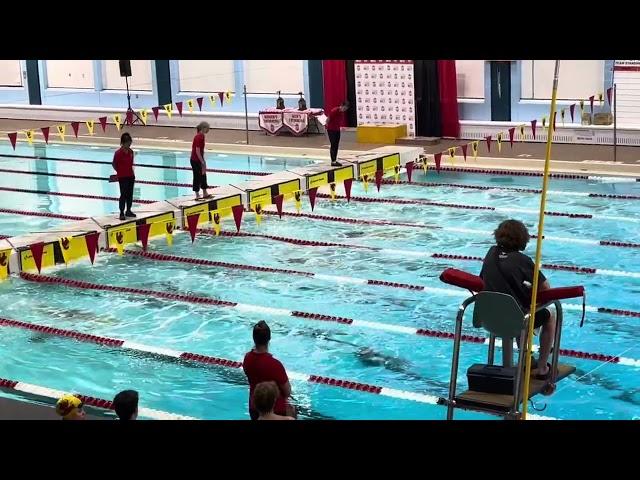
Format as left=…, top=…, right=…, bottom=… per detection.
left=345, top=60, right=357, bottom=128
left=413, top=60, right=442, bottom=137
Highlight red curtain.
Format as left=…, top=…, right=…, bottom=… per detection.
left=322, top=60, right=347, bottom=112
left=437, top=60, right=460, bottom=138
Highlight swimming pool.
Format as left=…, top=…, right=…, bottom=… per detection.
left=0, top=142, right=638, bottom=420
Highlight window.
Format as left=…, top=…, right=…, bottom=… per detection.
left=102, top=60, right=152, bottom=91
left=178, top=60, right=235, bottom=93
left=521, top=60, right=605, bottom=100
left=46, top=60, right=95, bottom=89
left=244, top=60, right=304, bottom=94
left=0, top=60, right=22, bottom=87
left=455, top=60, right=485, bottom=99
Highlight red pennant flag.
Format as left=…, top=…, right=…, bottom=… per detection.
left=434, top=152, right=442, bottom=173
left=152, top=107, right=160, bottom=121
left=98, top=116, right=107, bottom=132
left=508, top=128, right=515, bottom=147
left=531, top=119, right=537, bottom=139
left=375, top=170, right=384, bottom=192
left=196, top=97, right=204, bottom=111
left=405, top=161, right=414, bottom=182
left=186, top=213, right=199, bottom=242
left=308, top=187, right=318, bottom=211
left=218, top=92, right=225, bottom=107
left=484, top=135, right=491, bottom=152
left=232, top=204, right=244, bottom=232
left=71, top=122, right=80, bottom=138
left=176, top=101, right=183, bottom=117
left=8, top=132, right=17, bottom=150
left=84, top=232, right=100, bottom=265
left=125, top=110, right=133, bottom=125
left=30, top=242, right=45, bottom=273
left=41, top=127, right=50, bottom=144
left=137, top=223, right=151, bottom=251
left=569, top=104, right=575, bottom=123
left=589, top=95, right=595, bottom=114
left=606, top=87, right=613, bottom=106
left=274, top=194, right=284, bottom=219
left=461, top=144, right=468, bottom=161
left=343, top=178, right=353, bottom=201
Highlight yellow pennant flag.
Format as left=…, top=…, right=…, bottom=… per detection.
left=472, top=140, right=479, bottom=160
left=58, top=237, right=72, bottom=265
left=448, top=147, right=456, bottom=164
left=225, top=91, right=233, bottom=104
left=519, top=125, right=525, bottom=139
left=208, top=95, right=217, bottom=109
left=579, top=100, right=585, bottom=113
left=542, top=116, right=547, bottom=129
left=254, top=204, right=262, bottom=225
left=0, top=247, right=11, bottom=281
left=211, top=211, right=221, bottom=236
left=165, top=220, right=174, bottom=246
left=560, top=109, right=566, bottom=124
left=598, top=92, right=604, bottom=104
left=114, top=114, right=122, bottom=131
left=186, top=99, right=195, bottom=113
left=294, top=191, right=302, bottom=213
left=496, top=133, right=502, bottom=153
left=329, top=182, right=337, bottom=199
left=25, top=130, right=34, bottom=145
left=362, top=175, right=369, bottom=193
left=86, top=120, right=95, bottom=135
left=56, top=125, right=66, bottom=142
left=140, top=109, right=148, bottom=125
left=163, top=103, right=173, bottom=119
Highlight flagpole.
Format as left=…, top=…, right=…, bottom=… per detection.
left=521, top=60, right=560, bottom=420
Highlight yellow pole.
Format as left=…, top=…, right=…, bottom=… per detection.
left=521, top=60, right=560, bottom=420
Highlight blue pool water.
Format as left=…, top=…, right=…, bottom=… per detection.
left=0, top=142, right=638, bottom=420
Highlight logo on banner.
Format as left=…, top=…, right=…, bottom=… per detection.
left=0, top=252, right=7, bottom=266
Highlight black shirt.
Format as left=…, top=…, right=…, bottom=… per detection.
left=479, top=246, right=547, bottom=310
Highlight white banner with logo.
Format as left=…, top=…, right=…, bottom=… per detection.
left=282, top=111, right=309, bottom=136
left=258, top=112, right=285, bottom=134
left=354, top=60, right=416, bottom=138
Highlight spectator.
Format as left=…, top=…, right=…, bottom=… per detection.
left=191, top=122, right=211, bottom=200
left=253, top=382, right=295, bottom=420
left=479, top=219, right=556, bottom=379
left=55, top=394, right=85, bottom=420
left=112, top=132, right=136, bottom=221
left=243, top=320, right=296, bottom=420
left=113, top=389, right=139, bottom=420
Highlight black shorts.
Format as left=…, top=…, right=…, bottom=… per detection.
left=533, top=308, right=551, bottom=329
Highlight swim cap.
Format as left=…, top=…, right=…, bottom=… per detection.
left=55, top=394, right=83, bottom=418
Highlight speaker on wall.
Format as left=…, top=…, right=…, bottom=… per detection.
left=119, top=60, right=132, bottom=77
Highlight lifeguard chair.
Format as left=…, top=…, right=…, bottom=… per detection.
left=437, top=268, right=585, bottom=420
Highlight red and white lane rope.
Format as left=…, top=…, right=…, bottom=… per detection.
left=381, top=179, right=640, bottom=201
left=314, top=193, right=638, bottom=223
left=0, top=376, right=196, bottom=420
left=0, top=186, right=155, bottom=204
left=111, top=245, right=640, bottom=318
left=0, top=167, right=214, bottom=188
left=0, top=152, right=271, bottom=177
left=18, top=272, right=640, bottom=366
left=431, top=166, right=640, bottom=183
left=0, top=316, right=557, bottom=419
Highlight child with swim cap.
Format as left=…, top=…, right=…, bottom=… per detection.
left=55, top=394, right=85, bottom=420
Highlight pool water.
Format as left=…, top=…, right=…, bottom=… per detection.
left=0, top=142, right=638, bottom=420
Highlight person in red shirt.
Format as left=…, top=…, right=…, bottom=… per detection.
left=325, top=101, right=350, bottom=167
left=243, top=320, right=296, bottom=420
left=191, top=121, right=211, bottom=200
left=112, top=132, right=136, bottom=221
